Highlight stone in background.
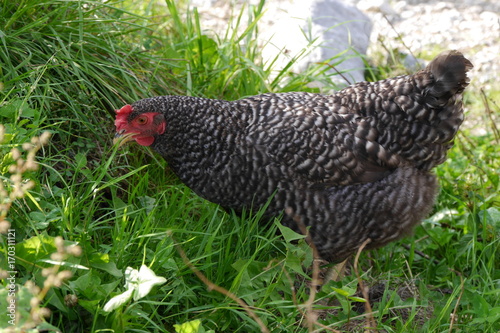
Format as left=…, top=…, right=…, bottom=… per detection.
left=192, top=0, right=372, bottom=86
left=191, top=0, right=498, bottom=92
left=258, top=0, right=372, bottom=85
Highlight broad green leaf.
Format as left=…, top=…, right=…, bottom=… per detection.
left=276, top=222, right=306, bottom=242
left=91, top=261, right=122, bottom=277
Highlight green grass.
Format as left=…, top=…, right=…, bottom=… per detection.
left=0, top=0, right=499, bottom=332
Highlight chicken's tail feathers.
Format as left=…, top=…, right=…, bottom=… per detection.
left=424, top=50, right=473, bottom=106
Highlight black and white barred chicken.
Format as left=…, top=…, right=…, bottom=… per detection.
left=114, top=50, right=472, bottom=262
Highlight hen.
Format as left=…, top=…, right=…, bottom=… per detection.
left=114, top=51, right=472, bottom=262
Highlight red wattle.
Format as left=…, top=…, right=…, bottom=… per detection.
left=135, top=136, right=155, bottom=146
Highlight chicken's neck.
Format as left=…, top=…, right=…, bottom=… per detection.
left=150, top=96, right=249, bottom=206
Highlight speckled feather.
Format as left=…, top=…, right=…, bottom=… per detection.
left=125, top=51, right=472, bottom=262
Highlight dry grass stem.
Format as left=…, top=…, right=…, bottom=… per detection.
left=170, top=233, right=270, bottom=333
left=448, top=271, right=465, bottom=333
left=480, top=88, right=499, bottom=143
left=353, top=238, right=376, bottom=332
left=288, top=208, right=341, bottom=333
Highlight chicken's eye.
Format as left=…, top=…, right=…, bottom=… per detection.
left=136, top=116, right=148, bottom=125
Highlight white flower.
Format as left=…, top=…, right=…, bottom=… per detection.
left=103, top=265, right=167, bottom=312
left=103, top=287, right=134, bottom=312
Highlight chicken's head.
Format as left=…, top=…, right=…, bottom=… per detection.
left=114, top=105, right=166, bottom=146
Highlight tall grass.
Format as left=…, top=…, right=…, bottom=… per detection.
left=0, top=0, right=498, bottom=332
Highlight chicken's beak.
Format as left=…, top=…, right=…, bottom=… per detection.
left=113, top=131, right=136, bottom=147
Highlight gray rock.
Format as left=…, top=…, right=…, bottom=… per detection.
left=259, top=0, right=372, bottom=85
left=194, top=0, right=372, bottom=87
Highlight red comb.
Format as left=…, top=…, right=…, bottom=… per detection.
left=116, top=104, right=133, bottom=115
left=115, top=104, right=133, bottom=130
